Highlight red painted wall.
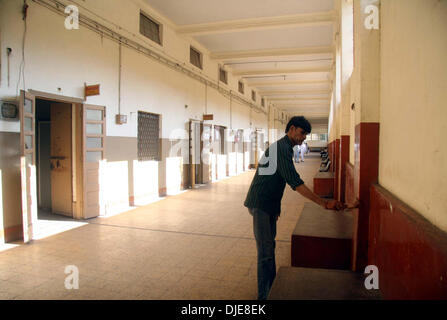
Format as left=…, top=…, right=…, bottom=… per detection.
left=328, top=141, right=335, bottom=172
left=369, top=184, right=447, bottom=299
left=339, top=136, right=350, bottom=203
left=345, top=163, right=359, bottom=271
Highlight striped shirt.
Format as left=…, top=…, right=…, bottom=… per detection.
left=244, top=135, right=305, bottom=216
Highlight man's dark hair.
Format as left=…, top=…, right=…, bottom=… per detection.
left=285, top=116, right=312, bottom=134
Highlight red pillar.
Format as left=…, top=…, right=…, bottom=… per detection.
left=334, top=139, right=340, bottom=200
left=354, top=123, right=380, bottom=271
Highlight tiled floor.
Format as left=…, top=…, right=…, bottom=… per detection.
left=0, top=153, right=320, bottom=300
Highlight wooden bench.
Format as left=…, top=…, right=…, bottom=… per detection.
left=291, top=202, right=353, bottom=270
left=313, top=171, right=334, bottom=198
left=268, top=267, right=381, bottom=300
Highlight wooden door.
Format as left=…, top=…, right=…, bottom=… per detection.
left=250, top=129, right=257, bottom=168
left=189, top=120, right=201, bottom=186
left=188, top=121, right=193, bottom=188
left=50, top=103, right=73, bottom=217
left=83, top=104, right=106, bottom=219
left=201, top=124, right=211, bottom=184
left=38, top=121, right=51, bottom=210
left=194, top=122, right=202, bottom=184
left=19, top=90, right=38, bottom=243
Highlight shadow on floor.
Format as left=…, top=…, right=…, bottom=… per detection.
left=34, top=209, right=88, bottom=240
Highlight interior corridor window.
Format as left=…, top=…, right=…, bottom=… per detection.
left=138, top=111, right=160, bottom=161
left=219, top=67, right=228, bottom=84
left=190, top=46, right=202, bottom=69
left=140, top=12, right=162, bottom=45
left=238, top=81, right=245, bottom=94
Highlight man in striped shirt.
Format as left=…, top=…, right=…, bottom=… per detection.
left=244, top=116, right=344, bottom=300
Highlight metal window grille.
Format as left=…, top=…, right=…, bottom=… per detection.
left=138, top=111, right=160, bottom=161
left=140, top=13, right=161, bottom=45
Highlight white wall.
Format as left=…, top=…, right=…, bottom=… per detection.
left=0, top=0, right=269, bottom=223
left=379, top=0, right=447, bottom=232
left=0, top=0, right=268, bottom=137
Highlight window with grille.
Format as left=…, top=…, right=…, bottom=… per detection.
left=138, top=111, right=160, bottom=161
left=238, top=81, right=244, bottom=94
left=190, top=46, right=202, bottom=69
left=251, top=90, right=256, bottom=102
left=219, top=67, right=228, bottom=84
left=140, top=12, right=162, bottom=45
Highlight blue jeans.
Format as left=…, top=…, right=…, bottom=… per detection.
left=294, top=151, right=300, bottom=163
left=249, top=208, right=278, bottom=300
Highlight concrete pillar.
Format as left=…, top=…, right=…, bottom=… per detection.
left=338, top=0, right=354, bottom=203
left=350, top=0, right=381, bottom=271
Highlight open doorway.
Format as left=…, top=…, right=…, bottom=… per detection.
left=36, top=99, right=73, bottom=218
left=188, top=120, right=212, bottom=187
left=34, top=99, right=83, bottom=239
left=19, top=91, right=105, bottom=242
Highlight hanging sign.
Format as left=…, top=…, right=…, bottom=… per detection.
left=84, top=83, right=100, bottom=99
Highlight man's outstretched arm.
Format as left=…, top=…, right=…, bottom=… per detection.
left=295, top=184, right=345, bottom=210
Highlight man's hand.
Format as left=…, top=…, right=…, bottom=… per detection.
left=295, top=184, right=346, bottom=212
left=325, top=200, right=345, bottom=211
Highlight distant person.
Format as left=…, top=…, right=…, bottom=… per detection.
left=293, top=145, right=300, bottom=163
left=300, top=142, right=307, bottom=162
left=244, top=116, right=345, bottom=300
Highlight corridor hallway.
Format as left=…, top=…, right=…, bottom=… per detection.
left=0, top=153, right=320, bottom=300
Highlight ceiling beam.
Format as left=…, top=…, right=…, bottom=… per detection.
left=279, top=105, right=330, bottom=109
left=273, top=103, right=330, bottom=108
left=211, top=46, right=334, bottom=61
left=235, top=66, right=332, bottom=77
left=282, top=113, right=330, bottom=118
left=177, top=11, right=335, bottom=36
left=267, top=97, right=330, bottom=102
left=260, top=89, right=331, bottom=96
left=247, top=79, right=331, bottom=87
left=278, top=112, right=329, bottom=117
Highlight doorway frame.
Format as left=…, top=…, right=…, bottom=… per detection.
left=19, top=90, right=102, bottom=242
left=33, top=93, right=82, bottom=221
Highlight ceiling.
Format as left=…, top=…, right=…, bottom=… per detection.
left=144, top=0, right=335, bottom=130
